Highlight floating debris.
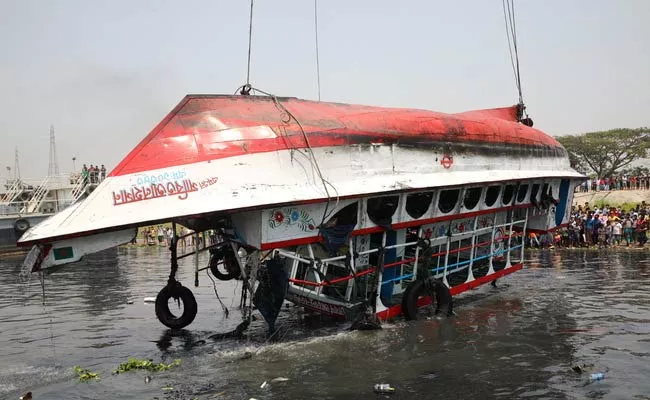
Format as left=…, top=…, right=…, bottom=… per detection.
left=127, top=300, right=134, bottom=305
left=590, top=373, right=605, bottom=381
left=270, top=377, right=289, bottom=383
left=144, top=297, right=156, bottom=304
left=114, top=358, right=181, bottom=374
left=260, top=381, right=268, bottom=389
left=374, top=383, right=395, bottom=394
left=144, top=375, right=152, bottom=384
left=570, top=363, right=594, bottom=374
left=19, top=392, right=32, bottom=400
left=73, top=366, right=100, bottom=382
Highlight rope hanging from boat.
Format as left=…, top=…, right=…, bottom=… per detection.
left=314, top=0, right=322, bottom=101
left=501, top=0, right=532, bottom=126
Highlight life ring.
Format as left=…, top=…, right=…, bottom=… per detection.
left=155, top=283, right=197, bottom=329
left=401, top=278, right=453, bottom=320
left=13, top=218, right=30, bottom=234
left=208, top=246, right=242, bottom=281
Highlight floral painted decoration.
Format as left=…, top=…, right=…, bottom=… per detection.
left=269, top=208, right=316, bottom=232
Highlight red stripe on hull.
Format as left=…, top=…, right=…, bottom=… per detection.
left=376, top=263, right=523, bottom=320
left=109, top=95, right=564, bottom=177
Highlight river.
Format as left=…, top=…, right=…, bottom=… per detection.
left=1, top=247, right=649, bottom=399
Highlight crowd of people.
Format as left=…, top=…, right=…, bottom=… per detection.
left=81, top=164, right=106, bottom=185
left=576, top=176, right=650, bottom=192
left=527, top=201, right=650, bottom=249
left=133, top=225, right=222, bottom=247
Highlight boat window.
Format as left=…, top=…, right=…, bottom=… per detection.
left=367, top=196, right=399, bottom=226
left=405, top=192, right=433, bottom=219
left=438, top=189, right=460, bottom=214
left=463, top=187, right=482, bottom=210
left=484, top=185, right=500, bottom=207
left=502, top=184, right=515, bottom=205
left=516, top=184, right=529, bottom=203
left=530, top=184, right=540, bottom=202
left=323, top=202, right=358, bottom=228
left=542, top=183, right=552, bottom=198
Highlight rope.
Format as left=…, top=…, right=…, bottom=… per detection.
left=245, top=0, right=254, bottom=88
left=314, top=0, right=321, bottom=101
left=244, top=85, right=339, bottom=224
left=501, top=0, right=525, bottom=108
left=206, top=269, right=230, bottom=318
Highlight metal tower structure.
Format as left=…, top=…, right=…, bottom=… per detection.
left=14, top=147, right=20, bottom=180
left=48, top=124, right=59, bottom=177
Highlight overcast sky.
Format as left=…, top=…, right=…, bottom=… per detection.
left=1, top=0, right=648, bottom=179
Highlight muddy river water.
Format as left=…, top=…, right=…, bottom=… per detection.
left=1, top=247, right=649, bottom=399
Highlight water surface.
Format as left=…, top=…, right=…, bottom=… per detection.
left=1, top=247, right=649, bottom=399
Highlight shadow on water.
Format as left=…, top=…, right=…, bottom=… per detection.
left=0, top=247, right=649, bottom=399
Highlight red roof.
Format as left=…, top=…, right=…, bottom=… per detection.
left=110, top=95, right=562, bottom=177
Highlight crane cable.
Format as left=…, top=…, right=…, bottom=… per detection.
left=502, top=0, right=531, bottom=124
left=241, top=0, right=254, bottom=95
left=314, top=0, right=322, bottom=101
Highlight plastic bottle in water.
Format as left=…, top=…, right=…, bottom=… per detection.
left=590, top=373, right=605, bottom=381
left=374, top=384, right=395, bottom=393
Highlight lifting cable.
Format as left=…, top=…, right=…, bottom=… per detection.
left=244, top=0, right=254, bottom=93
left=314, top=0, right=322, bottom=101
left=501, top=0, right=530, bottom=123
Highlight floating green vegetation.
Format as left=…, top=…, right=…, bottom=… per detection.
left=73, top=366, right=100, bottom=382
left=114, top=358, right=181, bottom=374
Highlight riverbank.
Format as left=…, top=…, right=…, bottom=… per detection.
left=573, top=189, right=650, bottom=208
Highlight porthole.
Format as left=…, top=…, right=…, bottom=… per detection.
left=405, top=192, right=433, bottom=219
left=438, top=189, right=460, bottom=214
left=484, top=185, right=500, bottom=207
left=516, top=184, right=529, bottom=203
left=502, top=184, right=515, bottom=205
left=463, top=187, right=482, bottom=210
left=367, top=196, right=399, bottom=226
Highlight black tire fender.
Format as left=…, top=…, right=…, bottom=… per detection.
left=401, top=278, right=453, bottom=321
left=155, top=283, right=197, bottom=330
left=208, top=246, right=242, bottom=281
left=14, top=218, right=30, bottom=233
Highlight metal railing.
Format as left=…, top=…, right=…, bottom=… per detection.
left=0, top=179, right=23, bottom=204
left=20, top=176, right=51, bottom=214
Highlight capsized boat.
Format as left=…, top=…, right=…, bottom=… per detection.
left=19, top=94, right=584, bottom=331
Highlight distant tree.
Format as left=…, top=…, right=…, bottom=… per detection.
left=621, top=165, right=650, bottom=177
left=556, top=128, right=650, bottom=177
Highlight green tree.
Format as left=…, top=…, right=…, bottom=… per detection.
left=556, top=128, right=650, bottom=177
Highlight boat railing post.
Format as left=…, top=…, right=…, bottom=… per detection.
left=442, top=225, right=451, bottom=287
left=344, top=238, right=355, bottom=301
left=506, top=210, right=515, bottom=268
left=411, top=227, right=422, bottom=283
left=488, top=212, right=498, bottom=275
left=466, top=216, right=478, bottom=283
left=520, top=208, right=529, bottom=264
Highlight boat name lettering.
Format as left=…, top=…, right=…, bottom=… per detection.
left=135, top=170, right=186, bottom=186
left=112, top=179, right=199, bottom=206
left=286, top=292, right=345, bottom=316
left=199, top=177, right=219, bottom=189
